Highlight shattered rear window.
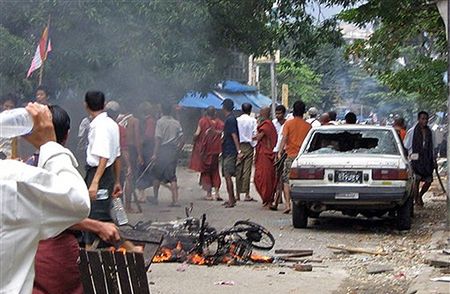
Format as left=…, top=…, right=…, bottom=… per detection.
left=306, top=129, right=399, bottom=155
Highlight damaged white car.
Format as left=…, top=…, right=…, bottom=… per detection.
left=289, top=125, right=413, bottom=230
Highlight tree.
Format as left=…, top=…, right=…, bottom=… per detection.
left=327, top=0, right=447, bottom=109
left=260, top=58, right=322, bottom=107
left=0, top=0, right=345, bottom=103
left=0, top=0, right=275, bottom=101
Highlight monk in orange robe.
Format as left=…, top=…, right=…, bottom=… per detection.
left=189, top=106, right=224, bottom=200
left=254, top=107, right=278, bottom=207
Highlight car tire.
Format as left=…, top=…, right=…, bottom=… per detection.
left=292, top=202, right=308, bottom=228
left=397, top=196, right=412, bottom=230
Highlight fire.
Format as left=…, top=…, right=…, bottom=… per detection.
left=108, top=246, right=127, bottom=254
left=250, top=253, right=274, bottom=263
left=187, top=253, right=207, bottom=265
left=152, top=247, right=173, bottom=263
left=151, top=241, right=273, bottom=265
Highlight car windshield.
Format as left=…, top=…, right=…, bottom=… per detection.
left=306, top=129, right=399, bottom=155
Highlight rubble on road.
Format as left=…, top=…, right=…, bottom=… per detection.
left=332, top=187, right=448, bottom=293
left=366, top=264, right=394, bottom=274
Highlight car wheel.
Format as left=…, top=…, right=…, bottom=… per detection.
left=308, top=210, right=320, bottom=218
left=397, top=196, right=412, bottom=230
left=292, top=202, right=308, bottom=228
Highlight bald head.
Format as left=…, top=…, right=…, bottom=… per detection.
left=319, top=113, right=330, bottom=124
left=206, top=106, right=216, bottom=118
left=259, top=107, right=271, bottom=120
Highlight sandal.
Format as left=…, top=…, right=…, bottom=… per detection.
left=282, top=208, right=291, bottom=214
left=203, top=196, right=214, bottom=201
left=215, top=196, right=224, bottom=201
left=224, top=202, right=235, bottom=208
left=243, top=197, right=257, bottom=202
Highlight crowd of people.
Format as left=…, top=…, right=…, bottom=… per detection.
left=0, top=87, right=184, bottom=293
left=0, top=85, right=439, bottom=293
left=188, top=100, right=438, bottom=213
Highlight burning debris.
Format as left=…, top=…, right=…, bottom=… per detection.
left=121, top=213, right=275, bottom=266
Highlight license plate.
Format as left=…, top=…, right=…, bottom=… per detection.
left=335, top=170, right=363, bottom=183
left=335, top=192, right=359, bottom=199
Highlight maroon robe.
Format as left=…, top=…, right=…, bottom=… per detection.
left=254, top=119, right=277, bottom=204
left=189, top=116, right=224, bottom=190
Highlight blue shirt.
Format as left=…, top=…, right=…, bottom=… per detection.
left=222, top=113, right=239, bottom=156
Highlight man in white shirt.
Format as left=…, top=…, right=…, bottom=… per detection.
left=83, top=91, right=122, bottom=246
left=0, top=103, right=90, bottom=294
left=236, top=103, right=257, bottom=201
left=272, top=105, right=287, bottom=153
left=305, top=107, right=321, bottom=127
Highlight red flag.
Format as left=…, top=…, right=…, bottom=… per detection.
left=26, top=26, right=51, bottom=78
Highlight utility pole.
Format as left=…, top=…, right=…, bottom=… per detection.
left=436, top=0, right=450, bottom=229
left=270, top=56, right=277, bottom=117
left=446, top=1, right=450, bottom=230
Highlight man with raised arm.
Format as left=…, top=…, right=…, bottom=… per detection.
left=0, top=103, right=90, bottom=294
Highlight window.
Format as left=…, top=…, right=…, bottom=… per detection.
left=306, top=129, right=399, bottom=155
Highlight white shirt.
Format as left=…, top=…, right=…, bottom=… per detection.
left=306, top=117, right=321, bottom=127
left=237, top=113, right=257, bottom=147
left=86, top=112, right=121, bottom=167
left=272, top=119, right=283, bottom=152
left=272, top=117, right=293, bottom=152
left=403, top=123, right=436, bottom=155
left=0, top=142, right=90, bottom=294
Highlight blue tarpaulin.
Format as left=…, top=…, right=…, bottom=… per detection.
left=221, top=80, right=257, bottom=93
left=178, top=81, right=272, bottom=112
left=178, top=92, right=223, bottom=109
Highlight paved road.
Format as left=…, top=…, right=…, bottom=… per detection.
left=126, top=167, right=447, bottom=293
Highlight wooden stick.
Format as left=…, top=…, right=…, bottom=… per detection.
left=275, top=249, right=313, bottom=255
left=277, top=252, right=313, bottom=258
left=327, top=245, right=387, bottom=256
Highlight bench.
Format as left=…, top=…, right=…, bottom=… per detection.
left=79, top=229, right=164, bottom=294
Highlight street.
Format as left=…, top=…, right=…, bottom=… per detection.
left=127, top=167, right=449, bottom=294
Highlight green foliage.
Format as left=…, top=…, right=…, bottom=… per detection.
left=259, top=58, right=322, bottom=107
left=0, top=0, right=275, bottom=102
left=334, top=0, right=447, bottom=110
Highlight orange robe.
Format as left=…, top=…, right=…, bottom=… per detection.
left=254, top=120, right=277, bottom=204
left=189, top=116, right=224, bottom=190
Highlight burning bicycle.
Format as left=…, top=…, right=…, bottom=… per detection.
left=122, top=212, right=275, bottom=265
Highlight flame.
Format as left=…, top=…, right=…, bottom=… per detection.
left=250, top=253, right=273, bottom=263
left=152, top=247, right=173, bottom=263
left=108, top=246, right=127, bottom=254
left=151, top=241, right=273, bottom=265
left=187, top=253, right=207, bottom=265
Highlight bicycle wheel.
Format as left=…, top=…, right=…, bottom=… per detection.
left=232, top=220, right=275, bottom=250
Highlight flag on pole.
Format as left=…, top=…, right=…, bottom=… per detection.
left=26, top=26, right=51, bottom=78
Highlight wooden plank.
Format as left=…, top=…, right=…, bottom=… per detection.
left=100, top=251, right=119, bottom=294
left=78, top=249, right=95, bottom=294
left=143, top=243, right=162, bottom=269
left=119, top=228, right=164, bottom=244
left=327, top=245, right=387, bottom=256
left=277, top=252, right=313, bottom=258
left=134, top=253, right=150, bottom=294
left=126, top=252, right=141, bottom=293
left=114, top=252, right=132, bottom=294
left=274, top=249, right=313, bottom=255
left=87, top=250, right=108, bottom=294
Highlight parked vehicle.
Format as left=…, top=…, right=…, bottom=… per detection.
left=289, top=125, right=413, bottom=230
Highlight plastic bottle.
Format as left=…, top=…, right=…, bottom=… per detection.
left=111, top=197, right=129, bottom=226
left=0, top=108, right=33, bottom=138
